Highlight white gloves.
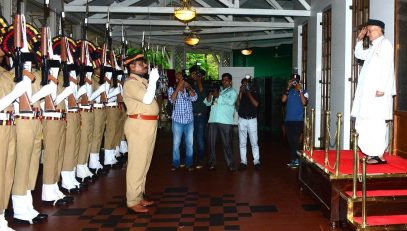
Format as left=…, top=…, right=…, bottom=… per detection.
left=149, top=68, right=160, bottom=83
left=142, top=68, right=159, bottom=104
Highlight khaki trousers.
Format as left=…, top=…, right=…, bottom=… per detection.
left=62, top=113, right=80, bottom=171
left=0, top=125, right=16, bottom=211
left=42, top=119, right=66, bottom=184
left=104, top=107, right=120, bottom=149
left=116, top=107, right=126, bottom=144
left=78, top=111, right=94, bottom=165
left=90, top=109, right=106, bottom=153
left=124, top=118, right=157, bottom=207
left=12, top=119, right=42, bottom=195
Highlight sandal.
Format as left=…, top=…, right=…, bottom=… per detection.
left=366, top=156, right=387, bottom=165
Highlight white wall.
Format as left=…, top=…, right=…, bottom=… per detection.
left=293, top=0, right=395, bottom=149
left=370, top=0, right=395, bottom=45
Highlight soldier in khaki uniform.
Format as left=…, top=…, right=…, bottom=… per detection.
left=0, top=47, right=17, bottom=231
left=123, top=54, right=160, bottom=213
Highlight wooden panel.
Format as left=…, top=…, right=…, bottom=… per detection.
left=394, top=111, right=407, bottom=158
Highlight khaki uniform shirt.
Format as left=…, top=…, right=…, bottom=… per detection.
left=0, top=67, right=15, bottom=112
left=123, top=73, right=159, bottom=116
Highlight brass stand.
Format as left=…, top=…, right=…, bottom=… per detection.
left=352, top=132, right=359, bottom=199
left=335, top=113, right=342, bottom=176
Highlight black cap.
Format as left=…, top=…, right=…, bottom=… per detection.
left=367, top=19, right=385, bottom=30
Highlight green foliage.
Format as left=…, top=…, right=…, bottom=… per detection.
left=186, top=52, right=219, bottom=80
left=126, top=47, right=170, bottom=69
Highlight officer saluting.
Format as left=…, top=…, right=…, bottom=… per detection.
left=123, top=53, right=159, bottom=213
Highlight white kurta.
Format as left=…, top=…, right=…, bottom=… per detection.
left=351, top=36, right=396, bottom=156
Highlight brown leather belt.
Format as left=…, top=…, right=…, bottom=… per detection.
left=128, top=114, right=159, bottom=120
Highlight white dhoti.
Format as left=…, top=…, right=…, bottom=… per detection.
left=355, top=118, right=387, bottom=156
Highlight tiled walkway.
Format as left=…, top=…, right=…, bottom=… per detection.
left=7, top=130, right=336, bottom=231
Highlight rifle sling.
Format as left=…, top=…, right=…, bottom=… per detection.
left=69, top=76, right=78, bottom=85
left=23, top=69, right=36, bottom=81
left=48, top=74, right=58, bottom=84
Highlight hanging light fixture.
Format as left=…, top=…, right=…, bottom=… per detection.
left=174, top=0, right=196, bottom=22
left=184, top=33, right=200, bottom=46
left=241, top=42, right=253, bottom=56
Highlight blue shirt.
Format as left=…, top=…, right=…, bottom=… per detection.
left=204, top=86, right=238, bottom=125
left=285, top=89, right=308, bottom=121
left=168, top=87, right=198, bottom=124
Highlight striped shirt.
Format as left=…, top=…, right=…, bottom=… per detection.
left=168, top=87, right=198, bottom=124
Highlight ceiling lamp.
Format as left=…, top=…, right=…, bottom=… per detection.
left=174, top=0, right=196, bottom=22
left=241, top=48, right=253, bottom=56
left=241, top=42, right=253, bottom=55
left=184, top=33, right=200, bottom=46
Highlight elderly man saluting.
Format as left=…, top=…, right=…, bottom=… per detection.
left=351, top=19, right=396, bottom=165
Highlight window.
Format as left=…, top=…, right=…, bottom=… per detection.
left=350, top=0, right=369, bottom=132
left=320, top=8, right=332, bottom=147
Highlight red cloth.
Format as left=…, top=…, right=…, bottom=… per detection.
left=345, top=189, right=407, bottom=197
left=302, top=150, right=407, bottom=175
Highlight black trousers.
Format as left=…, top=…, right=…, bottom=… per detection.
left=208, top=123, right=235, bottom=168
left=285, top=121, right=304, bottom=161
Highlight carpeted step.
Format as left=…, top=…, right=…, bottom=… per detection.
left=353, top=214, right=407, bottom=227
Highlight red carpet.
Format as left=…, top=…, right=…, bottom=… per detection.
left=353, top=215, right=407, bottom=226
left=302, top=150, right=407, bottom=175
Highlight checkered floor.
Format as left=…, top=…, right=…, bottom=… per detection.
left=54, top=187, right=283, bottom=230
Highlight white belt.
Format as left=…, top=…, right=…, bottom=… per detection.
left=42, top=112, right=63, bottom=118
left=79, top=105, right=92, bottom=110
left=67, top=109, right=79, bottom=113
left=15, top=112, right=36, bottom=118
left=93, top=104, right=104, bottom=108
left=106, top=102, right=118, bottom=107
left=0, top=113, right=10, bottom=120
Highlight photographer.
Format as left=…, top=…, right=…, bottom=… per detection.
left=168, top=71, right=197, bottom=171
left=204, top=73, right=238, bottom=171
left=282, top=73, right=308, bottom=168
left=236, top=76, right=260, bottom=170
left=189, top=65, right=207, bottom=169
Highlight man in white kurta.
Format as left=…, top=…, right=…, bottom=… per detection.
left=351, top=19, right=396, bottom=163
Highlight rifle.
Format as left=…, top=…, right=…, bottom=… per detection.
left=98, top=14, right=112, bottom=104
left=79, top=0, right=92, bottom=106
left=14, top=0, right=33, bottom=112
left=60, top=11, right=78, bottom=109
left=40, top=0, right=56, bottom=112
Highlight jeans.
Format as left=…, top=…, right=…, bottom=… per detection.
left=238, top=117, right=260, bottom=165
left=172, top=121, right=194, bottom=168
left=285, top=121, right=303, bottom=162
left=193, top=115, right=206, bottom=164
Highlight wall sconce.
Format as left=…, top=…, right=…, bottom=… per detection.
left=184, top=33, right=199, bottom=46
left=174, top=0, right=196, bottom=22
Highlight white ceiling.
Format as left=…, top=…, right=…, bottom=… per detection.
left=62, top=0, right=310, bottom=51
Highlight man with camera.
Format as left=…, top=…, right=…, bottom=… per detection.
left=204, top=73, right=238, bottom=171
left=282, top=73, right=308, bottom=168
left=189, top=65, right=208, bottom=169
left=236, top=75, right=260, bottom=170
left=168, top=71, right=197, bottom=171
